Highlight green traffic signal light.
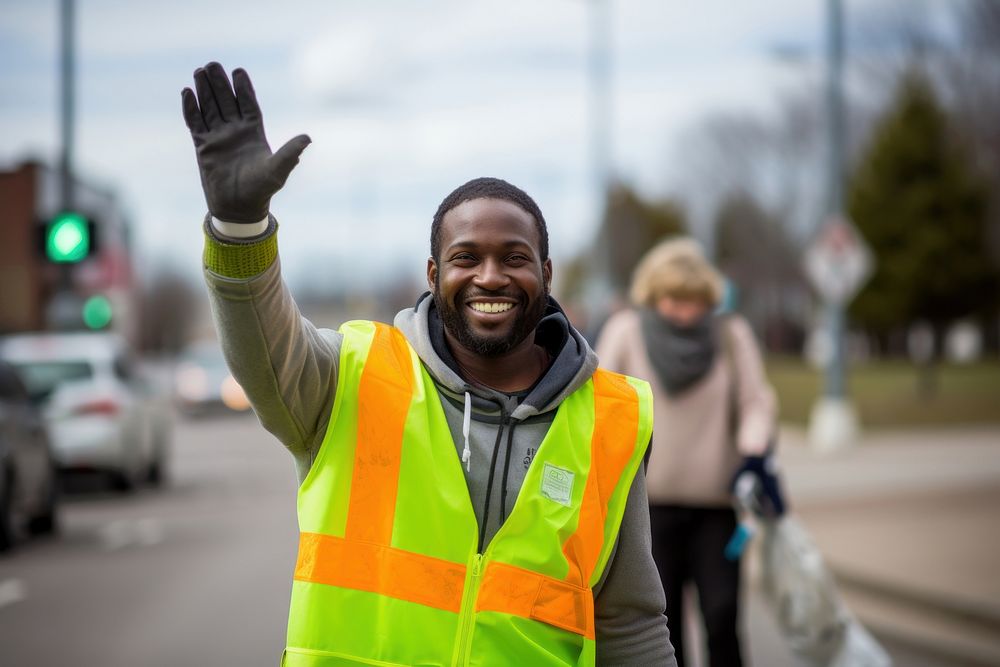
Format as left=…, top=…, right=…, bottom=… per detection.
left=46, top=212, right=90, bottom=263
left=82, top=294, right=113, bottom=330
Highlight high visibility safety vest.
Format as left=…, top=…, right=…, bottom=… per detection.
left=282, top=321, right=653, bottom=667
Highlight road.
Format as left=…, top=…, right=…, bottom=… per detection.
left=0, top=413, right=297, bottom=667
left=0, top=412, right=953, bottom=666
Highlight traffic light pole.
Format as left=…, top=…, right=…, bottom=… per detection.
left=48, top=0, right=80, bottom=330
left=59, top=0, right=74, bottom=212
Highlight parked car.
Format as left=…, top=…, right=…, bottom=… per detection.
left=173, top=340, right=250, bottom=416
left=0, top=332, right=172, bottom=492
left=0, top=360, right=59, bottom=552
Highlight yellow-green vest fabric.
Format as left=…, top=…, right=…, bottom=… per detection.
left=282, top=321, right=653, bottom=666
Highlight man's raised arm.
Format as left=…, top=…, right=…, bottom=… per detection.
left=182, top=62, right=340, bottom=477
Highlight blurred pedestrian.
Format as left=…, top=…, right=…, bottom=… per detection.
left=181, top=62, right=675, bottom=666
left=595, top=237, right=784, bottom=667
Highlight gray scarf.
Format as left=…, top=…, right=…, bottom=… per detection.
left=639, top=308, right=717, bottom=397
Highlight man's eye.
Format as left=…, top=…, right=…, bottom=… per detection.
left=452, top=254, right=476, bottom=263
left=506, top=254, right=529, bottom=264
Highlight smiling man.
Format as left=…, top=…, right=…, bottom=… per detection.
left=183, top=62, right=675, bottom=666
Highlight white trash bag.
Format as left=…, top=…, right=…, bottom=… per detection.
left=759, top=516, right=892, bottom=667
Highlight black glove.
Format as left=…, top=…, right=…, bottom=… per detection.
left=731, top=454, right=786, bottom=517
left=181, top=62, right=311, bottom=223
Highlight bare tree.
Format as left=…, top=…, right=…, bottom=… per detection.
left=137, top=268, right=201, bottom=355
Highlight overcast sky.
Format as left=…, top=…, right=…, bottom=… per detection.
left=0, top=0, right=940, bottom=292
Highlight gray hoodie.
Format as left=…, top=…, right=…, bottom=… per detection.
left=205, top=244, right=675, bottom=665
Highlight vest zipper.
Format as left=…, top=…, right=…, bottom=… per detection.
left=453, top=552, right=483, bottom=667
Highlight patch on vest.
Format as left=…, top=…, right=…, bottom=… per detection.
left=540, top=463, right=575, bottom=506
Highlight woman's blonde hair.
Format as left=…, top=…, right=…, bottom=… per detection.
left=629, top=236, right=725, bottom=307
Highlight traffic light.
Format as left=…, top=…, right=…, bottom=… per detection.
left=82, top=294, right=113, bottom=329
left=43, top=211, right=95, bottom=263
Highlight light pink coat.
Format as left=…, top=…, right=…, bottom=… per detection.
left=596, top=309, right=777, bottom=507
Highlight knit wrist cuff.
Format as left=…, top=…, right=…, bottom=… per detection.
left=202, top=214, right=278, bottom=279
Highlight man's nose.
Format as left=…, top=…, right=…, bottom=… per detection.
left=474, top=258, right=511, bottom=290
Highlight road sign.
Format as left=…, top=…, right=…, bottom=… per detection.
left=803, top=216, right=873, bottom=305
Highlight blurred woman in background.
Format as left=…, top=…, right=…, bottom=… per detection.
left=595, top=237, right=784, bottom=667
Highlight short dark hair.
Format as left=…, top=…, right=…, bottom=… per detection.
left=430, top=177, right=549, bottom=263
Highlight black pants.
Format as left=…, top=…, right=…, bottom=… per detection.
left=649, top=504, right=743, bottom=667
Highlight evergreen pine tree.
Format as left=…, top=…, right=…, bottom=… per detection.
left=849, top=71, right=997, bottom=357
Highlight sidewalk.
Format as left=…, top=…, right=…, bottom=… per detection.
left=765, top=425, right=1000, bottom=665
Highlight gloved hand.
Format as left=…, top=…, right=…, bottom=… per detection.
left=731, top=454, right=786, bottom=517
left=181, top=62, right=311, bottom=223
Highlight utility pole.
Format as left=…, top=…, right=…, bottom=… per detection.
left=805, top=0, right=871, bottom=452
left=588, top=0, right=611, bottom=201
left=583, top=0, right=615, bottom=323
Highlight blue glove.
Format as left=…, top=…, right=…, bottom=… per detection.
left=732, top=455, right=786, bottom=517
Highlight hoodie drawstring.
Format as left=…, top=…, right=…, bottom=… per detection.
left=462, top=391, right=472, bottom=471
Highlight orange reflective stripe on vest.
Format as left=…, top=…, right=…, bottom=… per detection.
left=476, top=561, right=595, bottom=639
left=344, top=324, right=415, bottom=545
left=562, top=369, right=641, bottom=588
left=294, top=531, right=597, bottom=638
left=294, top=532, right=466, bottom=612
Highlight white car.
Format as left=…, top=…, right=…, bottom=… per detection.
left=0, top=332, right=172, bottom=492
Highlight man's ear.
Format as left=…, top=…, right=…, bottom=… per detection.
left=543, top=258, right=553, bottom=294
left=426, top=257, right=437, bottom=292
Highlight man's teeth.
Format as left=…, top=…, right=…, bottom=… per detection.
left=471, top=302, right=513, bottom=313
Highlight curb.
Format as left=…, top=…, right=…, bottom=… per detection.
left=861, top=616, right=1000, bottom=667
left=833, top=564, right=1000, bottom=667
left=832, top=565, right=1000, bottom=634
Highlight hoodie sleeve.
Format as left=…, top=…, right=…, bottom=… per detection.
left=202, top=216, right=342, bottom=480
left=593, top=467, right=677, bottom=666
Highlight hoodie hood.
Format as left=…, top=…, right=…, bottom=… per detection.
left=393, top=292, right=598, bottom=421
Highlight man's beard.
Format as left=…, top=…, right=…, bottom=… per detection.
left=434, top=282, right=548, bottom=358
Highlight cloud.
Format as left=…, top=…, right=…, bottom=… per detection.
left=3, top=0, right=910, bottom=292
